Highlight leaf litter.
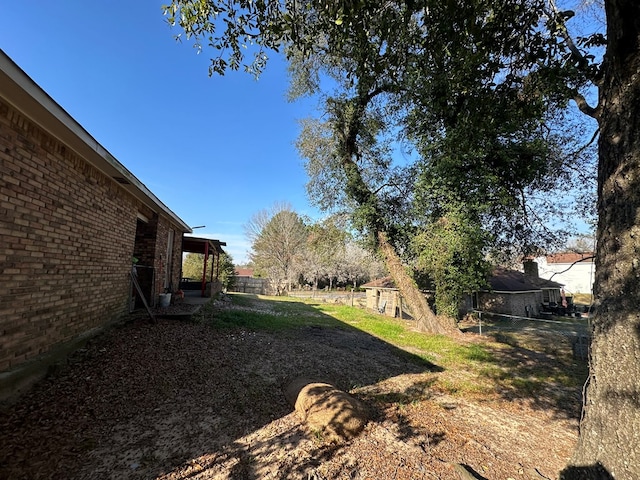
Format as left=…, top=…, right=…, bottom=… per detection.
left=0, top=296, right=580, bottom=479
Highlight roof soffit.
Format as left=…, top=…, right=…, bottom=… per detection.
left=0, top=50, right=190, bottom=233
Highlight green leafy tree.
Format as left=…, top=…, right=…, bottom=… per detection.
left=182, top=252, right=206, bottom=281
left=165, top=0, right=640, bottom=475
left=413, top=209, right=492, bottom=318
left=217, top=252, right=236, bottom=290
left=291, top=9, right=592, bottom=332
left=181, top=251, right=235, bottom=289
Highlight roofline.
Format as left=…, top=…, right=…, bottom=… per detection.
left=0, top=49, right=191, bottom=233
left=482, top=290, right=542, bottom=294
left=546, top=259, right=595, bottom=262
left=182, top=236, right=227, bottom=254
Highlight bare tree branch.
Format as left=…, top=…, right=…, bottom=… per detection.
left=548, top=255, right=595, bottom=280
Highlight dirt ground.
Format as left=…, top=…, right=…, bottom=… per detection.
left=0, top=296, right=581, bottom=480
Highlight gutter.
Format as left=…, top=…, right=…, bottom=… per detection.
left=0, top=49, right=191, bottom=234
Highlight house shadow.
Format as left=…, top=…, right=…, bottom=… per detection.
left=0, top=293, right=443, bottom=480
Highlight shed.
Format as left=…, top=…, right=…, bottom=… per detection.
left=362, top=277, right=403, bottom=317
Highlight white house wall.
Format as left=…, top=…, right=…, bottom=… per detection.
left=535, top=257, right=595, bottom=295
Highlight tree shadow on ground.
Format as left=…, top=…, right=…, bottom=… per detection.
left=560, top=463, right=614, bottom=480
left=471, top=329, right=589, bottom=421
left=0, top=293, right=442, bottom=480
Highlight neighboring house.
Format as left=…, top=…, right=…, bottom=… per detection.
left=471, top=267, right=564, bottom=318
left=535, top=252, right=595, bottom=295
left=0, top=51, right=191, bottom=397
left=235, top=268, right=254, bottom=277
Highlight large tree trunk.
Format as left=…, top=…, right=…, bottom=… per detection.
left=332, top=89, right=458, bottom=335
left=562, top=2, right=640, bottom=478
left=377, top=232, right=457, bottom=335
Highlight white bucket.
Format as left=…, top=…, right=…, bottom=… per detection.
left=159, top=293, right=171, bottom=307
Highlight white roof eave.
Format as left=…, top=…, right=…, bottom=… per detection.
left=0, top=50, right=191, bottom=233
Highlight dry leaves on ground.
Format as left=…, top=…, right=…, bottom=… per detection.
left=0, top=298, right=580, bottom=480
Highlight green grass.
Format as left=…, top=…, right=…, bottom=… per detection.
left=194, top=294, right=343, bottom=331
left=198, top=294, right=492, bottom=366
left=197, top=293, right=586, bottom=405
left=312, top=298, right=587, bottom=404
left=311, top=302, right=494, bottom=368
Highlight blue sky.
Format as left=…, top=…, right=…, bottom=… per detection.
left=2, top=1, right=599, bottom=265
left=1, top=1, right=321, bottom=263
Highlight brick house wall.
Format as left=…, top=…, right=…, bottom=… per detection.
left=476, top=291, right=543, bottom=317
left=131, top=211, right=185, bottom=308
left=0, top=93, right=187, bottom=378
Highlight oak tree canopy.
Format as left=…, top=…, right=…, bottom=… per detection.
left=164, top=1, right=640, bottom=476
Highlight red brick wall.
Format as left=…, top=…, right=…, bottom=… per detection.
left=0, top=98, right=183, bottom=373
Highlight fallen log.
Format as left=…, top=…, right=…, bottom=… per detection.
left=284, top=377, right=368, bottom=443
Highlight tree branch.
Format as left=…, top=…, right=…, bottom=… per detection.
left=574, top=92, right=599, bottom=119
left=546, top=0, right=601, bottom=82
left=548, top=255, right=595, bottom=280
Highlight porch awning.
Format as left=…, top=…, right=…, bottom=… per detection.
left=181, top=236, right=227, bottom=297
left=182, top=236, right=226, bottom=254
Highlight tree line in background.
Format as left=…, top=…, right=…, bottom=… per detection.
left=245, top=203, right=386, bottom=292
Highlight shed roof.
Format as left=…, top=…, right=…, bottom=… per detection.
left=362, top=276, right=397, bottom=289
left=0, top=50, right=191, bottom=233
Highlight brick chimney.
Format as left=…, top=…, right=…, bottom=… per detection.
left=523, top=260, right=539, bottom=278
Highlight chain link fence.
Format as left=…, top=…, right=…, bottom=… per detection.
left=284, top=291, right=592, bottom=361
left=462, top=311, right=592, bottom=361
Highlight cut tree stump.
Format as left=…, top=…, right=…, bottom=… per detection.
left=284, top=377, right=368, bottom=443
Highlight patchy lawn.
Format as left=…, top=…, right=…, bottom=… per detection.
left=0, top=294, right=586, bottom=479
